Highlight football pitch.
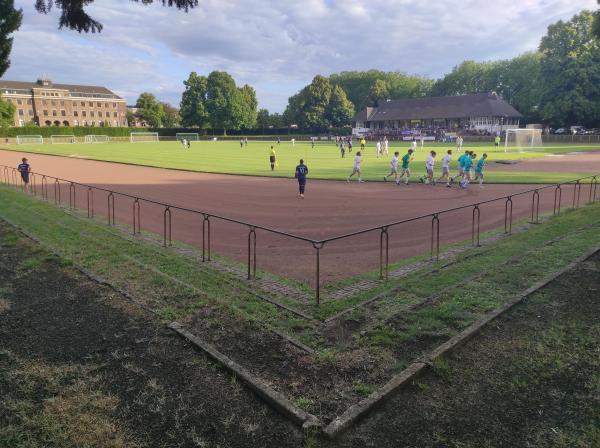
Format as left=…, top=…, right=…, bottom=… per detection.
left=4, top=139, right=600, bottom=183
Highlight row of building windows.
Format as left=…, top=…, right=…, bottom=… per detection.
left=10, top=98, right=120, bottom=108
left=18, top=108, right=122, bottom=118
left=17, top=119, right=127, bottom=127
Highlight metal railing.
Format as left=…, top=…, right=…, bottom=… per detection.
left=1, top=163, right=598, bottom=306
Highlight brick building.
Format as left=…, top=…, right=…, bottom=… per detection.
left=0, top=78, right=128, bottom=127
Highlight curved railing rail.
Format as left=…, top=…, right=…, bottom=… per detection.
left=1, top=163, right=598, bottom=306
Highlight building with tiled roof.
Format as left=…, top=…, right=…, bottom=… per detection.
left=0, top=78, right=128, bottom=127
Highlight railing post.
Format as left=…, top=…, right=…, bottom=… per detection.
left=202, top=214, right=211, bottom=261
left=472, top=205, right=481, bottom=246
left=87, top=187, right=94, bottom=218
left=504, top=196, right=513, bottom=234
left=530, top=190, right=540, bottom=224
left=572, top=180, right=581, bottom=209
left=430, top=214, right=440, bottom=260
left=553, top=185, right=562, bottom=216
left=379, top=226, right=389, bottom=280
left=163, top=206, right=172, bottom=247
left=592, top=176, right=598, bottom=203
left=31, top=173, right=37, bottom=196
left=132, top=198, right=140, bottom=234
left=247, top=226, right=257, bottom=280
left=54, top=179, right=61, bottom=205
left=312, top=242, right=325, bottom=306
left=41, top=175, right=48, bottom=200
left=107, top=192, right=115, bottom=225
left=69, top=182, right=75, bottom=209
left=12, top=168, right=17, bottom=188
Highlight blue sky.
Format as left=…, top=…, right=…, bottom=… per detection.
left=4, top=0, right=595, bottom=112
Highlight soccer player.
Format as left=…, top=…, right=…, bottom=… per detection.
left=360, top=137, right=366, bottom=151
left=291, top=138, right=296, bottom=146
left=376, top=140, right=381, bottom=158
left=474, top=153, right=488, bottom=187
left=240, top=138, right=244, bottom=149
left=456, top=135, right=464, bottom=152
left=269, top=146, right=277, bottom=171
left=347, top=151, right=363, bottom=182
left=277, top=137, right=281, bottom=145
left=411, top=137, right=417, bottom=151
left=348, top=139, right=353, bottom=153
left=180, top=138, right=187, bottom=149
left=17, top=157, right=31, bottom=192
left=438, top=149, right=453, bottom=187
left=399, top=149, right=414, bottom=185
left=311, top=137, right=315, bottom=149
left=460, top=152, right=476, bottom=189
left=494, top=135, right=501, bottom=148
left=420, top=150, right=436, bottom=184
left=384, top=151, right=400, bottom=184
left=457, top=150, right=470, bottom=180
left=340, top=141, right=346, bottom=158
left=383, top=136, right=389, bottom=156
left=186, top=139, right=191, bottom=149
left=244, top=137, right=249, bottom=146
left=295, top=159, right=309, bottom=198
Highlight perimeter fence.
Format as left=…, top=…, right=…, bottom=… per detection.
left=1, top=163, right=598, bottom=306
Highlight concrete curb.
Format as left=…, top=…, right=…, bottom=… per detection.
left=168, top=321, right=321, bottom=429
left=322, top=243, right=600, bottom=439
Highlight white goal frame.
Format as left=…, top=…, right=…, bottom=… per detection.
left=85, top=134, right=110, bottom=144
left=130, top=132, right=159, bottom=143
left=504, top=129, right=543, bottom=152
left=176, top=133, right=199, bottom=141
left=16, top=135, right=44, bottom=145
left=50, top=135, right=77, bottom=144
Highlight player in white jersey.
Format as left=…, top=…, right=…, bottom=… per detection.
left=347, top=151, right=364, bottom=182
left=376, top=140, right=381, bottom=158
left=456, top=135, right=463, bottom=152
left=419, top=150, right=437, bottom=184
left=437, top=149, right=453, bottom=187
left=383, top=136, right=389, bottom=155
left=411, top=137, right=417, bottom=151
left=383, top=151, right=400, bottom=184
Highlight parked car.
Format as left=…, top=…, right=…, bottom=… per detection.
left=554, top=128, right=567, bottom=134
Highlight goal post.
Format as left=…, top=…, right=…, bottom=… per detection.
left=175, top=133, right=199, bottom=141
left=85, top=135, right=110, bottom=144
left=130, top=132, right=159, bottom=143
left=50, top=135, right=77, bottom=144
left=16, top=135, right=43, bottom=145
left=504, top=129, right=543, bottom=152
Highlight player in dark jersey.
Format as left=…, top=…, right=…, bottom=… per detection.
left=17, top=157, right=31, bottom=192
left=295, top=159, right=309, bottom=198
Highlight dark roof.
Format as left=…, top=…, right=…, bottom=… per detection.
left=0, top=79, right=119, bottom=97
left=353, top=92, right=522, bottom=121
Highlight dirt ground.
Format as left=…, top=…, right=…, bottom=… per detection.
left=2, top=219, right=598, bottom=447
left=0, top=150, right=596, bottom=285
left=495, top=149, right=600, bottom=173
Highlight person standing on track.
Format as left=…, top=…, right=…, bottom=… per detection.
left=269, top=145, right=277, bottom=171
left=474, top=153, right=488, bottom=187
left=399, top=149, right=414, bottom=185
left=17, top=157, right=31, bottom=193
left=347, top=151, right=364, bottom=182
left=420, top=150, right=437, bottom=185
left=295, top=159, right=309, bottom=198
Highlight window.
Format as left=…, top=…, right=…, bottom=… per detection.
left=82, top=111, right=86, bottom=117
left=52, top=110, right=57, bottom=117
left=27, top=99, right=32, bottom=105
left=18, top=109, right=24, bottom=116
left=81, top=101, right=85, bottom=107
left=97, top=102, right=101, bottom=107
left=74, top=111, right=78, bottom=117
left=113, top=112, right=118, bottom=118
left=61, top=110, right=66, bottom=117
left=28, top=109, right=33, bottom=116
left=60, top=100, right=65, bottom=107
left=17, top=99, right=22, bottom=105
left=106, top=112, right=110, bottom=117
left=91, top=111, right=95, bottom=117
left=89, top=102, right=93, bottom=107
left=43, top=110, right=48, bottom=116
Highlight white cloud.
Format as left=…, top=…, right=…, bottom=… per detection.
left=4, top=0, right=597, bottom=111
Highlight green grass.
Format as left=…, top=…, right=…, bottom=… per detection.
left=3, top=140, right=599, bottom=183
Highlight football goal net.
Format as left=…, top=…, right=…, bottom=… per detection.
left=51, top=135, right=77, bottom=144
left=504, top=129, right=543, bottom=152
left=85, top=135, right=110, bottom=144
left=130, top=132, right=159, bottom=143
left=16, top=135, right=43, bottom=145
left=176, top=133, right=199, bottom=141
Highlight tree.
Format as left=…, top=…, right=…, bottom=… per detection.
left=326, top=85, right=354, bottom=127
left=179, top=72, right=208, bottom=128
left=256, top=109, right=270, bottom=129
left=368, top=79, right=389, bottom=106
left=538, top=10, right=600, bottom=127
left=161, top=102, right=180, bottom=127
left=594, top=1, right=600, bottom=40
left=33, top=0, right=197, bottom=33
left=205, top=71, right=244, bottom=134
left=0, top=93, right=16, bottom=127
left=237, top=84, right=258, bottom=129
left=135, top=92, right=163, bottom=127
left=0, top=0, right=23, bottom=77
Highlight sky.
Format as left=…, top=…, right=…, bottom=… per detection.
left=3, top=0, right=596, bottom=112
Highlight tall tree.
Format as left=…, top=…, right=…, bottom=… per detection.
left=179, top=72, right=209, bottom=128
left=205, top=71, right=244, bottom=133
left=135, top=92, right=163, bottom=127
left=326, top=85, right=355, bottom=127
left=160, top=102, right=180, bottom=127
left=367, top=79, right=389, bottom=107
left=0, top=0, right=23, bottom=77
left=238, top=84, right=258, bottom=129
left=33, top=0, right=197, bottom=33
left=0, top=93, right=16, bottom=127
left=593, top=1, right=600, bottom=40
left=538, top=10, right=600, bottom=127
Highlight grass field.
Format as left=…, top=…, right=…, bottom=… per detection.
left=3, top=139, right=599, bottom=183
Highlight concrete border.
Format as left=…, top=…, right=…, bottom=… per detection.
left=168, top=321, right=321, bottom=429
left=322, top=242, right=600, bottom=439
